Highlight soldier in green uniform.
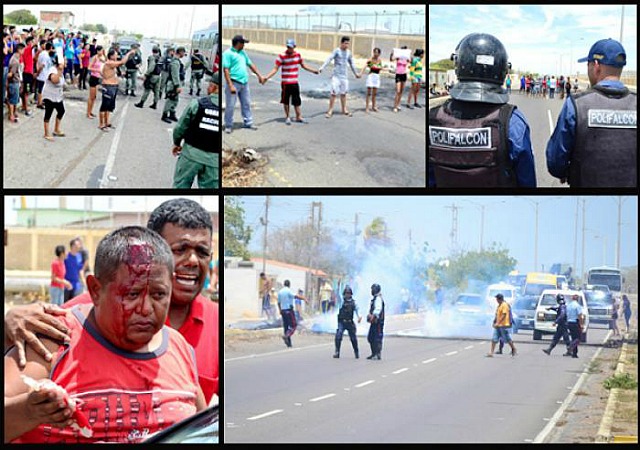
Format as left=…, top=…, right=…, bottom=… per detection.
left=134, top=46, right=162, bottom=109
left=158, top=47, right=175, bottom=100
left=161, top=46, right=186, bottom=123
left=125, top=43, right=142, bottom=96
left=171, top=70, right=219, bottom=189
left=188, top=48, right=206, bottom=96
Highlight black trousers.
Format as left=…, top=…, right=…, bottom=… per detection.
left=367, top=320, right=384, bottom=356
left=549, top=322, right=571, bottom=349
left=567, top=322, right=581, bottom=356
left=335, top=320, right=358, bottom=354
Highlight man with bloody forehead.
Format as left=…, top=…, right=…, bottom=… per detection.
left=4, top=198, right=219, bottom=406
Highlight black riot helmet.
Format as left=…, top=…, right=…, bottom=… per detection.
left=343, top=285, right=353, bottom=297
left=449, top=33, right=511, bottom=104
left=556, top=294, right=565, bottom=304
left=371, top=284, right=381, bottom=295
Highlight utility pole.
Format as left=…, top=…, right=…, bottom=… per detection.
left=581, top=199, right=586, bottom=281
left=616, top=196, right=622, bottom=268
left=261, top=196, right=269, bottom=274
left=353, top=213, right=359, bottom=253
left=445, top=204, right=459, bottom=253
left=308, top=201, right=323, bottom=312
left=573, top=197, right=579, bottom=279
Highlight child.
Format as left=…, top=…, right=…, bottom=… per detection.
left=359, top=47, right=383, bottom=113
left=390, top=46, right=410, bottom=112
left=406, top=48, right=424, bottom=109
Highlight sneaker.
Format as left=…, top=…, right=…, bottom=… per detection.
left=285, top=117, right=291, bottom=125
left=244, top=124, right=258, bottom=130
left=563, top=351, right=572, bottom=357
left=406, top=103, right=414, bottom=109
left=414, top=103, right=422, bottom=108
left=571, top=354, right=578, bottom=358
left=542, top=349, right=551, bottom=355
left=25, top=110, right=34, bottom=117
left=333, top=353, right=340, bottom=358
left=225, top=127, right=232, bottom=134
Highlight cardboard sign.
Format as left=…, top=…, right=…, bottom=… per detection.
left=392, top=48, right=411, bottom=60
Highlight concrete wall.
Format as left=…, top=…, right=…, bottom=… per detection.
left=224, top=267, right=260, bottom=321
left=223, top=28, right=425, bottom=59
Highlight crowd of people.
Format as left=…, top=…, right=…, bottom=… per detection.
left=222, top=34, right=425, bottom=132
left=512, top=73, right=581, bottom=99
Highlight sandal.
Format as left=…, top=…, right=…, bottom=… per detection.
left=325, top=111, right=333, bottom=118
left=343, top=111, right=352, bottom=117
left=53, top=131, right=65, bottom=137
left=44, top=135, right=54, bottom=141
left=107, top=123, right=115, bottom=129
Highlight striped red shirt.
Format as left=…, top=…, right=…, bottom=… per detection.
left=276, top=51, right=303, bottom=85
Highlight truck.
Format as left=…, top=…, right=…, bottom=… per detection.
left=586, top=266, right=624, bottom=301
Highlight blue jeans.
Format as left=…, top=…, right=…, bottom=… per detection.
left=224, top=80, right=253, bottom=129
left=50, top=286, right=64, bottom=306
left=2, top=66, right=7, bottom=104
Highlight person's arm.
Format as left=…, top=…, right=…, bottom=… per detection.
left=4, top=340, right=74, bottom=442
left=262, top=65, right=279, bottom=83
left=223, top=67, right=235, bottom=93
left=318, top=50, right=336, bottom=73
left=301, top=61, right=319, bottom=75
left=358, top=60, right=370, bottom=78
left=195, top=386, right=207, bottom=412
left=508, top=109, right=537, bottom=188
left=248, top=63, right=263, bottom=84
left=348, top=53, right=359, bottom=78
left=171, top=99, right=197, bottom=156
left=110, top=49, right=134, bottom=67
left=545, top=98, right=576, bottom=183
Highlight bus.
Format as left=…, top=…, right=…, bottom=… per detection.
left=522, top=272, right=558, bottom=297
left=191, top=25, right=218, bottom=72
left=587, top=266, right=624, bottom=300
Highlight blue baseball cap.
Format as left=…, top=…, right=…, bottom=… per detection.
left=286, top=38, right=296, bottom=48
left=577, top=38, right=627, bottom=67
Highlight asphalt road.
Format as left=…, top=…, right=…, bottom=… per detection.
left=3, top=73, right=206, bottom=189
left=224, top=317, right=613, bottom=443
left=222, top=48, right=427, bottom=187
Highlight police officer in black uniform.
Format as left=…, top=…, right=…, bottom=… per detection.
left=542, top=294, right=572, bottom=356
left=429, top=33, right=536, bottom=188
left=333, top=285, right=362, bottom=359
left=189, top=48, right=206, bottom=96
left=125, top=43, right=142, bottom=96
left=546, top=38, right=637, bottom=188
left=366, top=283, right=385, bottom=360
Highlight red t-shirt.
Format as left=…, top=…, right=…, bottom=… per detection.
left=50, top=259, right=66, bottom=288
left=276, top=51, right=303, bottom=85
left=64, top=293, right=218, bottom=404
left=21, top=43, right=34, bottom=75
left=13, top=304, right=199, bottom=443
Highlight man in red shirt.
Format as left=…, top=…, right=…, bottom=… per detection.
left=20, top=36, right=35, bottom=117
left=262, top=38, right=319, bottom=125
left=4, top=198, right=219, bottom=406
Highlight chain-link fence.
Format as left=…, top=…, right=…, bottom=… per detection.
left=223, top=11, right=425, bottom=36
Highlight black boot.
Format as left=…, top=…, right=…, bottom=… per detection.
left=189, top=89, right=193, bottom=96
left=354, top=348, right=359, bottom=359
left=130, top=91, right=136, bottom=97
left=197, top=90, right=201, bottom=96
left=169, top=112, right=179, bottom=122
left=134, top=102, right=144, bottom=108
left=149, top=102, right=157, bottom=109
left=333, top=351, right=340, bottom=358
left=161, top=112, right=172, bottom=124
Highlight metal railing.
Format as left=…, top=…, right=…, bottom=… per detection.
left=223, top=11, right=425, bottom=36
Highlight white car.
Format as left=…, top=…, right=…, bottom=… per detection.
left=486, top=283, right=517, bottom=305
left=533, top=289, right=590, bottom=343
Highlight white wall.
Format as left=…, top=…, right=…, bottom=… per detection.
left=224, top=268, right=259, bottom=322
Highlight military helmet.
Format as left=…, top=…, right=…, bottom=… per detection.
left=449, top=33, right=511, bottom=104
left=556, top=294, right=565, bottom=304
left=343, top=285, right=353, bottom=296
left=371, top=283, right=381, bottom=295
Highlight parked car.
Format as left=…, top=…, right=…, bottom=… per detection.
left=486, top=282, right=518, bottom=305
left=584, top=289, right=614, bottom=327
left=512, top=295, right=538, bottom=332
left=453, top=293, right=493, bottom=326
left=143, top=405, right=219, bottom=443
left=533, top=289, right=590, bottom=343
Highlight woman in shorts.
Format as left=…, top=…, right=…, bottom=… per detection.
left=390, top=46, right=410, bottom=113
left=87, top=46, right=105, bottom=119
left=99, top=48, right=135, bottom=131
left=42, top=63, right=66, bottom=141
left=406, top=48, right=424, bottom=109
left=359, top=47, right=383, bottom=113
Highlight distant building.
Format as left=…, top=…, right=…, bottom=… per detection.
left=40, top=11, right=75, bottom=30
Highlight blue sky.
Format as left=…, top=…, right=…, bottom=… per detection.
left=223, top=4, right=425, bottom=17
left=235, top=196, right=638, bottom=275
left=429, top=4, right=637, bottom=76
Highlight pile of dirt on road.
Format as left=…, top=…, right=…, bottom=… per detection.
left=222, top=148, right=267, bottom=187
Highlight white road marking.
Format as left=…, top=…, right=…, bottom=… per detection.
left=355, top=380, right=375, bottom=388
left=247, top=409, right=283, bottom=421
left=99, top=102, right=129, bottom=188
left=310, top=393, right=336, bottom=402
left=464, top=345, right=474, bottom=350
left=392, top=368, right=409, bottom=374
left=445, top=351, right=458, bottom=356
left=422, top=358, right=437, bottom=364
left=547, top=109, right=554, bottom=135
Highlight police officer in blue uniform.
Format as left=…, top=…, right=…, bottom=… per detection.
left=366, top=283, right=385, bottom=360
left=546, top=38, right=637, bottom=188
left=333, top=285, right=362, bottom=359
left=565, top=294, right=585, bottom=358
left=542, top=294, right=572, bottom=356
left=429, top=33, right=536, bottom=188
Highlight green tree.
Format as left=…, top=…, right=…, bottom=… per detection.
left=223, top=196, right=252, bottom=260
left=4, top=9, right=38, bottom=25
left=81, top=24, right=97, bottom=32
left=363, top=217, right=392, bottom=249
left=96, top=24, right=107, bottom=34
left=429, top=58, right=454, bottom=71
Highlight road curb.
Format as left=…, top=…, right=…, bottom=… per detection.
left=595, top=335, right=636, bottom=443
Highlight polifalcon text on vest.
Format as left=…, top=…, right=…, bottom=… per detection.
left=588, top=109, right=637, bottom=129
left=429, top=126, right=492, bottom=149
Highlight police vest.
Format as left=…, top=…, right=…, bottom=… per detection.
left=369, top=295, right=385, bottom=322
left=429, top=99, right=517, bottom=187
left=151, top=55, right=161, bottom=76
left=184, top=96, right=219, bottom=152
left=569, top=85, right=637, bottom=188
left=126, top=52, right=141, bottom=70
left=179, top=59, right=185, bottom=82
left=191, top=55, right=205, bottom=71
left=338, top=298, right=356, bottom=322
left=161, top=56, right=172, bottom=73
